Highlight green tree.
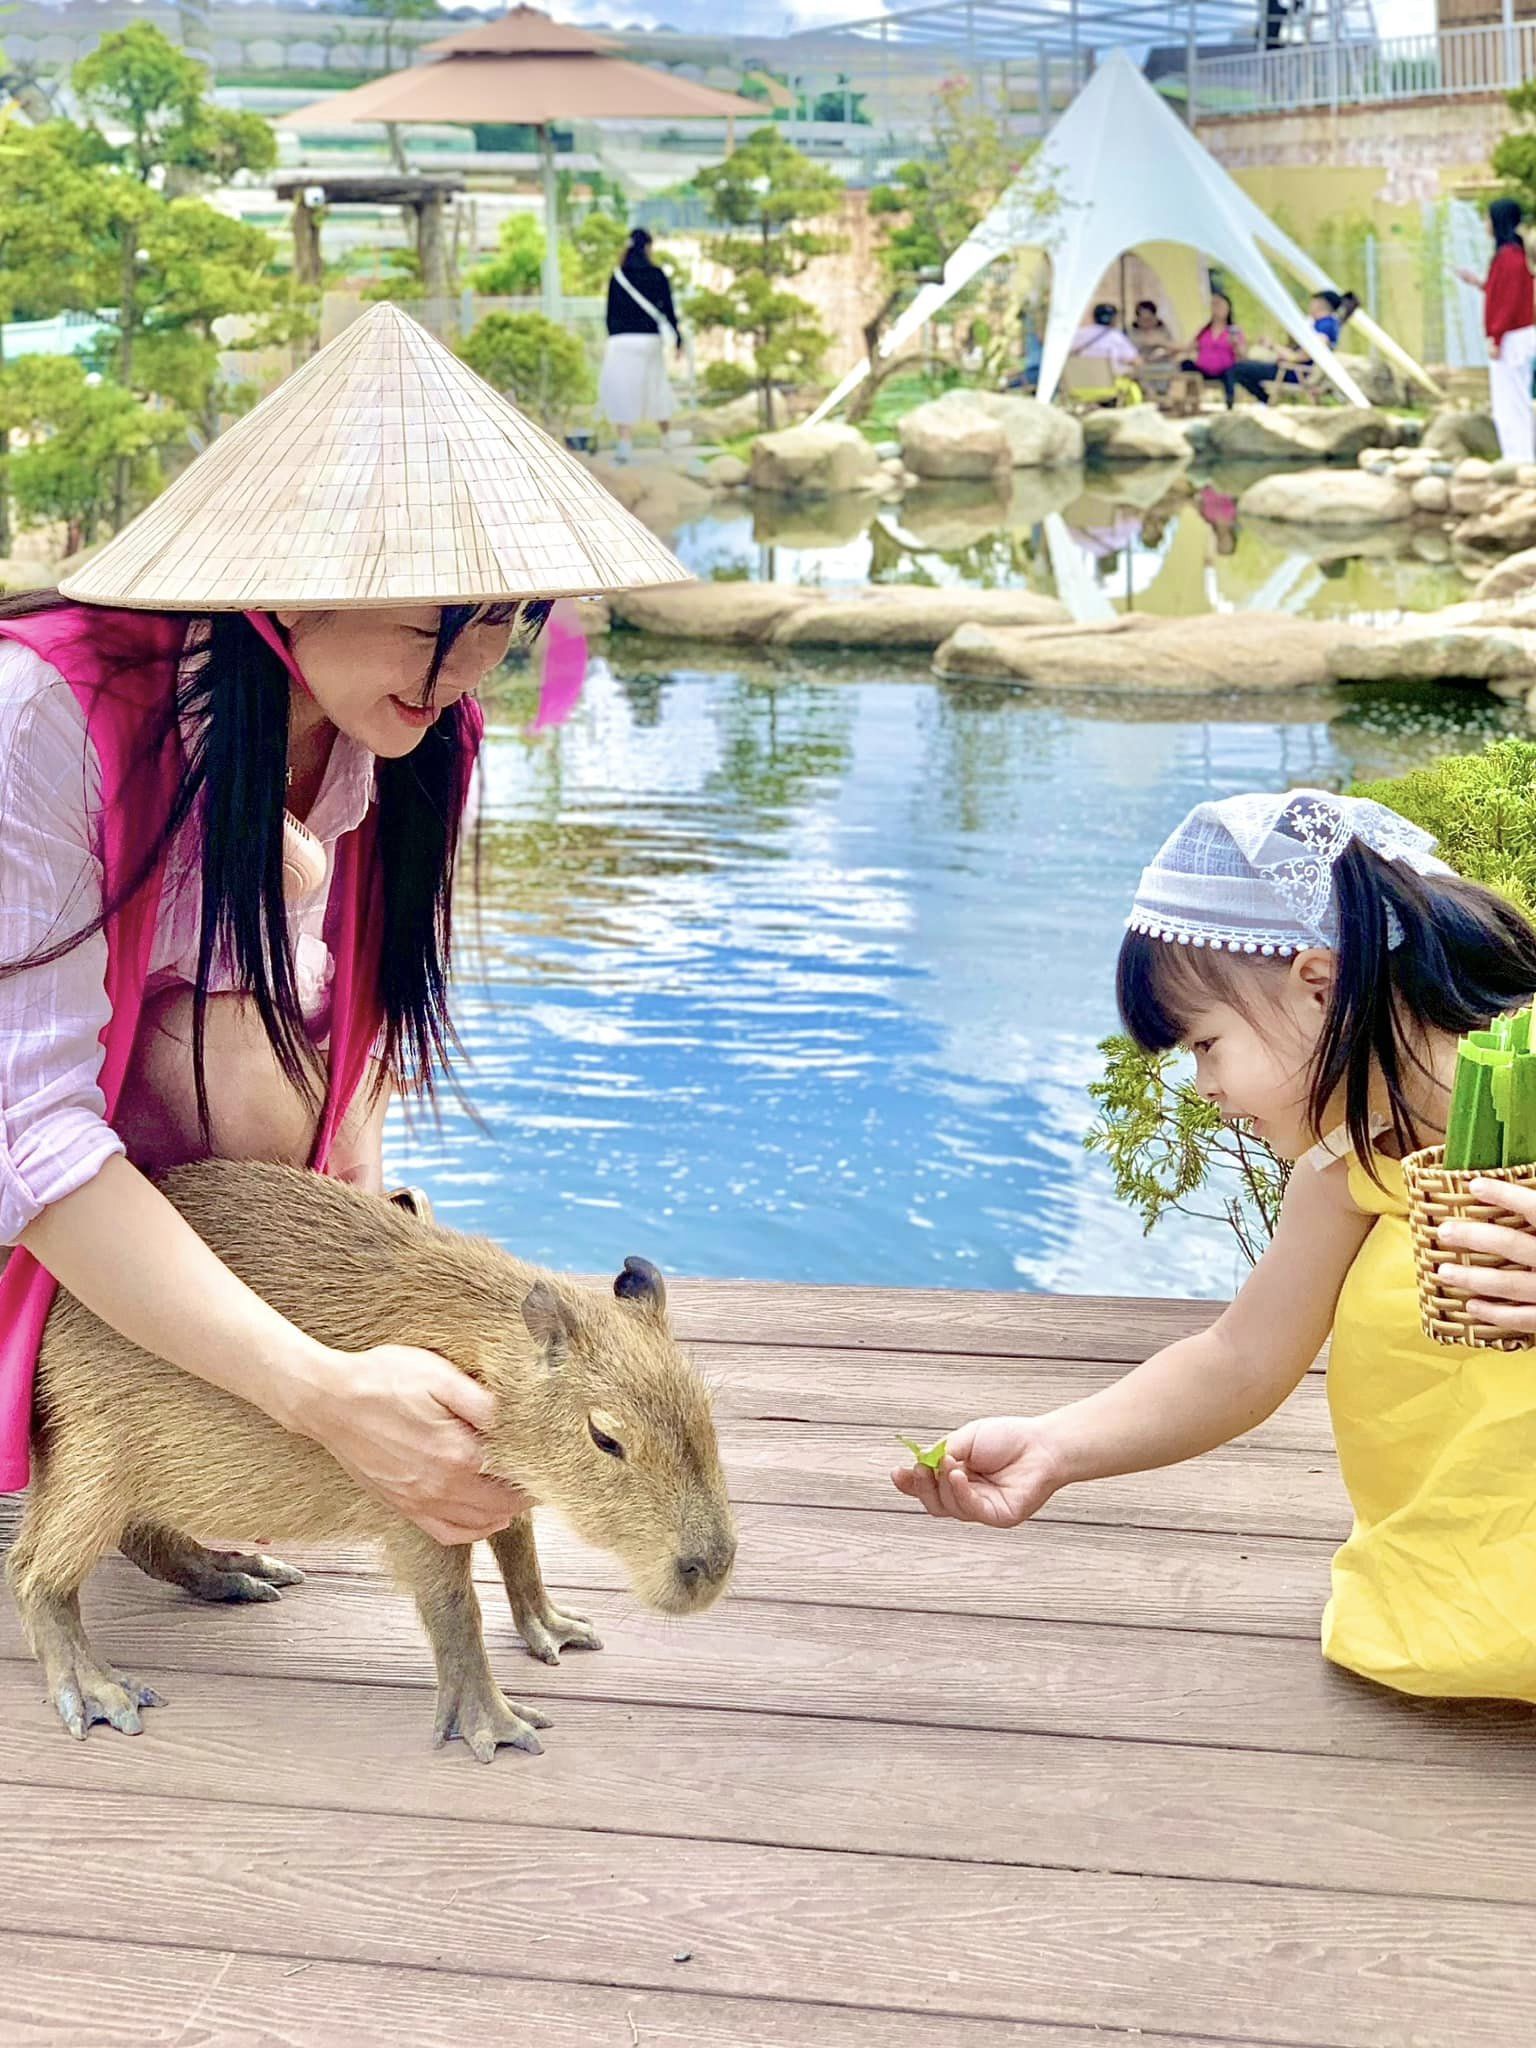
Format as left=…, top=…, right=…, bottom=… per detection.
left=71, top=27, right=303, bottom=513
left=73, top=23, right=275, bottom=189
left=0, top=356, right=183, bottom=555
left=353, top=0, right=442, bottom=75
left=1493, top=80, right=1536, bottom=219
left=688, top=126, right=843, bottom=427
left=568, top=210, right=628, bottom=293
left=470, top=212, right=546, bottom=296
left=459, top=310, right=594, bottom=428
left=0, top=120, right=110, bottom=549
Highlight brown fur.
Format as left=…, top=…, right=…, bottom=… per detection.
left=5, top=1159, right=736, bottom=1760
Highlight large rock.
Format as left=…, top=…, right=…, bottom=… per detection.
left=770, top=586, right=1068, bottom=650
left=748, top=423, right=881, bottom=498
left=1412, top=475, right=1451, bottom=515
left=1197, top=406, right=1409, bottom=464
left=1326, top=621, right=1536, bottom=685
left=610, top=583, right=821, bottom=642
left=1476, top=547, right=1536, bottom=601
left=612, top=580, right=1070, bottom=650
left=932, top=611, right=1339, bottom=693
left=1236, top=469, right=1414, bottom=527
left=1423, top=407, right=1501, bottom=464
left=959, top=392, right=1084, bottom=468
left=1455, top=489, right=1536, bottom=554
left=1082, top=405, right=1192, bottom=463
left=587, top=457, right=713, bottom=538
left=900, top=394, right=1013, bottom=483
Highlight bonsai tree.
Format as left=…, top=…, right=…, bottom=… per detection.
left=688, top=127, right=843, bottom=428
left=459, top=311, right=594, bottom=429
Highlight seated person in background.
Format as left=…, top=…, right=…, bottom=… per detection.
left=1069, top=303, right=1143, bottom=403
left=1180, top=290, right=1277, bottom=407
left=1271, top=289, right=1359, bottom=398
left=1130, top=299, right=1177, bottom=359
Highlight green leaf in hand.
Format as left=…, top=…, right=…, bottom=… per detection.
left=897, top=1433, right=948, bottom=1469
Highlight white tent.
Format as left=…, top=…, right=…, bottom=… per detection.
left=808, top=49, right=1436, bottom=425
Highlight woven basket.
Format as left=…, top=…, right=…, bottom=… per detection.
left=1402, top=1145, right=1536, bottom=1350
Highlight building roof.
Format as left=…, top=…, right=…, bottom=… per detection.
left=281, top=4, right=759, bottom=131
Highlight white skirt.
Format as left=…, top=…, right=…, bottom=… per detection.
left=599, top=332, right=675, bottom=428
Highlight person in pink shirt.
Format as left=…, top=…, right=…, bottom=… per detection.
left=1179, top=290, right=1279, bottom=407
left=0, top=303, right=680, bottom=1550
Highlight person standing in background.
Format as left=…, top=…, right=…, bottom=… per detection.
left=600, top=227, right=682, bottom=464
left=1457, top=198, right=1536, bottom=465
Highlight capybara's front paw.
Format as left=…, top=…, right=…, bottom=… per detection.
left=432, top=1677, right=552, bottom=1763
left=49, top=1658, right=164, bottom=1741
left=515, top=1600, right=603, bottom=1666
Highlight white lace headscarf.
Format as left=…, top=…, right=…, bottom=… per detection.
left=1127, top=789, right=1454, bottom=958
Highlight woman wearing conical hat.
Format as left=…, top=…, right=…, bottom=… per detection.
left=0, top=303, right=687, bottom=1544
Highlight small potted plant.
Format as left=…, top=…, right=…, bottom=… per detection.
left=1404, top=1001, right=1536, bottom=1349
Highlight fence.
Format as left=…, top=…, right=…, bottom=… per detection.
left=1196, top=21, right=1536, bottom=114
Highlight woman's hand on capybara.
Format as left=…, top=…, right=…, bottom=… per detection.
left=297, top=1344, right=532, bottom=1545
left=890, top=1416, right=1067, bottom=1528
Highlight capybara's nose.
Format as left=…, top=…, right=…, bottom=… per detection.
left=677, top=1536, right=735, bottom=1592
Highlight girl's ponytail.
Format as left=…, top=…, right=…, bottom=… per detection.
left=1314, top=844, right=1536, bottom=1171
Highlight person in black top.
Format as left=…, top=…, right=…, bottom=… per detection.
left=599, top=228, right=683, bottom=461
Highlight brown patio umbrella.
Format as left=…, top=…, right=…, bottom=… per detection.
left=281, top=5, right=759, bottom=319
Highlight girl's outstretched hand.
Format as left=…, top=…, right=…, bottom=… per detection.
left=890, top=1416, right=1067, bottom=1527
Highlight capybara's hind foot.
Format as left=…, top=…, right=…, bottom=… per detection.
left=121, top=1523, right=305, bottom=1604
left=516, top=1600, right=603, bottom=1665
left=433, top=1676, right=552, bottom=1763
left=10, top=1580, right=166, bottom=1741
left=51, top=1659, right=164, bottom=1741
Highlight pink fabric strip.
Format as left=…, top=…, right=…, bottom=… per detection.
left=241, top=610, right=313, bottom=697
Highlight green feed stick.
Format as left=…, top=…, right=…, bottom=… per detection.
left=896, top=1434, right=949, bottom=1470
left=1444, top=1031, right=1507, bottom=1171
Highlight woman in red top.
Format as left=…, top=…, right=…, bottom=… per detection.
left=1458, top=197, right=1536, bottom=464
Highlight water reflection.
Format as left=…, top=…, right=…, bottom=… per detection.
left=671, top=461, right=1469, bottom=625
left=388, top=658, right=1520, bottom=1298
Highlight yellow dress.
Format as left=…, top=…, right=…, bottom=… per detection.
left=1324, top=1151, right=1536, bottom=1701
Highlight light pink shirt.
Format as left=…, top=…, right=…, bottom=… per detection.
left=1070, top=324, right=1140, bottom=373
left=0, top=639, right=376, bottom=1246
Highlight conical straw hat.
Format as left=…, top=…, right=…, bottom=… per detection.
left=60, top=302, right=691, bottom=610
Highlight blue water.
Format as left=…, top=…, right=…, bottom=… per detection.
left=387, top=655, right=1515, bottom=1299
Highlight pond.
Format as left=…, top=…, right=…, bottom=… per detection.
left=667, top=462, right=1471, bottom=625
left=387, top=645, right=1520, bottom=1302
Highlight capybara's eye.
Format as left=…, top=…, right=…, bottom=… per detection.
left=589, top=1421, right=626, bottom=1459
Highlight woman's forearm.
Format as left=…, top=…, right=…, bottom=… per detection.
left=19, top=1154, right=331, bottom=1430
left=1042, top=1324, right=1307, bottom=1484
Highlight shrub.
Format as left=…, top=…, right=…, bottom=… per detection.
left=458, top=311, right=593, bottom=428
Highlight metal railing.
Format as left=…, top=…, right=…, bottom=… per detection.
left=1196, top=21, right=1536, bottom=114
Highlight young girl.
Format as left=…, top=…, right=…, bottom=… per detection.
left=893, top=788, right=1536, bottom=1702
left=0, top=301, right=684, bottom=1555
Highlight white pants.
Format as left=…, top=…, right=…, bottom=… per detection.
left=598, top=333, right=675, bottom=430
left=1490, top=325, right=1536, bottom=465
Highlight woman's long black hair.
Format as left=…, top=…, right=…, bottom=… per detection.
left=1118, top=843, right=1536, bottom=1170
left=0, top=594, right=547, bottom=1132
left=1491, top=196, right=1526, bottom=249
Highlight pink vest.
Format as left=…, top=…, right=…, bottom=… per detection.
left=0, top=603, right=450, bottom=1492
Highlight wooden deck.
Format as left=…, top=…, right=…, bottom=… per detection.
left=6, top=1280, right=1536, bottom=2045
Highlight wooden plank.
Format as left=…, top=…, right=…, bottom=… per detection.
left=717, top=1423, right=1351, bottom=1537
left=0, top=1786, right=1531, bottom=2046
left=292, top=1505, right=1335, bottom=1642
left=11, top=1569, right=1536, bottom=1772
left=584, top=1278, right=1223, bottom=1363
left=3, top=1666, right=1535, bottom=1910
left=699, top=1344, right=1333, bottom=1451
left=0, top=1933, right=1270, bottom=2048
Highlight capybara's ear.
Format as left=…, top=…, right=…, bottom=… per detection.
left=614, top=1255, right=667, bottom=1320
left=522, top=1280, right=577, bottom=1361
